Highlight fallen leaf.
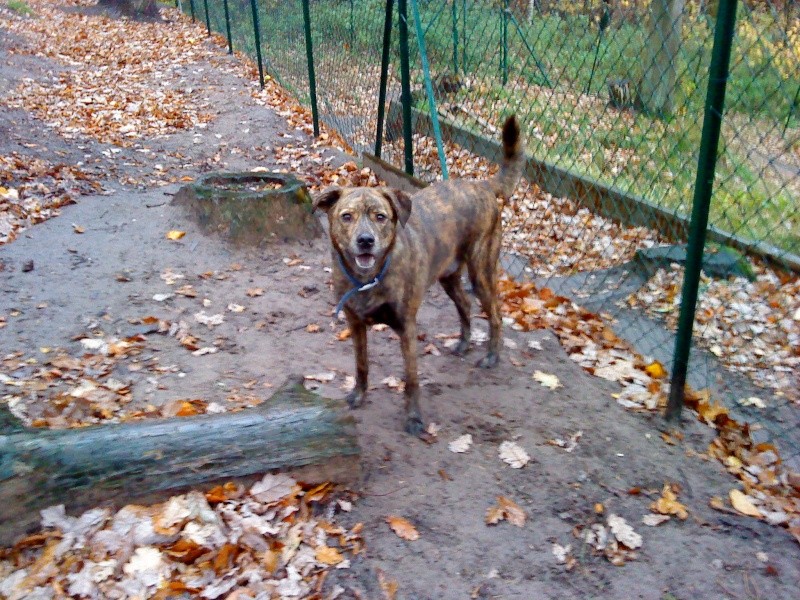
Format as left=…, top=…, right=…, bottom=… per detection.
left=386, top=516, right=419, bottom=541
left=499, top=441, right=530, bottom=468
left=737, top=396, right=766, bottom=409
left=377, top=568, right=398, bottom=600
left=315, top=545, right=344, bottom=566
left=644, top=361, right=666, bottom=378
left=607, top=514, right=642, bottom=549
left=448, top=434, right=473, bottom=454
left=650, top=484, right=688, bottom=520
left=306, top=323, right=321, bottom=333
left=497, top=496, right=526, bottom=527
left=729, top=489, right=763, bottom=518
left=246, top=288, right=264, bottom=297
left=642, top=514, right=670, bottom=526
left=166, top=230, right=186, bottom=240
left=533, top=370, right=561, bottom=390
left=250, top=473, right=296, bottom=504
left=72, top=224, right=85, bottom=234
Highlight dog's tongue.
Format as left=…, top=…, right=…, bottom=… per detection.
left=355, top=254, right=376, bottom=269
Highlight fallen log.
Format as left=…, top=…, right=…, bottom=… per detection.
left=0, top=376, right=359, bottom=545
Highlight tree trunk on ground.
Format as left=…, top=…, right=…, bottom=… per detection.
left=0, top=377, right=360, bottom=545
left=640, top=0, right=684, bottom=117
left=98, top=0, right=160, bottom=18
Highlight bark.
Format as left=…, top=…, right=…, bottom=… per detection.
left=640, top=0, right=685, bottom=117
left=0, top=377, right=359, bottom=545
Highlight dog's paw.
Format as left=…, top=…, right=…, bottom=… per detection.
left=476, top=352, right=499, bottom=369
left=451, top=338, right=471, bottom=357
left=404, top=415, right=425, bottom=437
left=346, top=389, right=365, bottom=409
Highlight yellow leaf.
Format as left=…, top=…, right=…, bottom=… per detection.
left=650, top=484, right=689, bottom=520
left=315, top=545, right=343, bottom=565
left=729, top=489, right=762, bottom=518
left=645, top=361, right=666, bottom=378
left=306, top=323, right=321, bottom=333
left=386, top=515, right=419, bottom=541
left=166, top=230, right=186, bottom=241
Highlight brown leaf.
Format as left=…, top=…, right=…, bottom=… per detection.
left=485, top=505, right=505, bottom=525
left=386, top=516, right=419, bottom=541
left=246, top=288, right=264, bottom=297
left=377, top=568, right=398, bottom=600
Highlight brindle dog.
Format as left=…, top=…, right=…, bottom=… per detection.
left=313, top=116, right=524, bottom=435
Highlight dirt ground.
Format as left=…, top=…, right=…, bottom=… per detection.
left=1, top=7, right=799, bottom=600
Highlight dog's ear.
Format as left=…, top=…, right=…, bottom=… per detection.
left=381, top=188, right=412, bottom=227
left=312, top=187, right=343, bottom=213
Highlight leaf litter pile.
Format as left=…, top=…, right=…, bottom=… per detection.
left=0, top=153, right=104, bottom=245
left=1, top=0, right=215, bottom=146
left=627, top=263, right=800, bottom=402
left=0, top=475, right=362, bottom=600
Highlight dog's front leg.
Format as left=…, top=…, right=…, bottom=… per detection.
left=399, top=321, right=424, bottom=435
left=346, top=319, right=368, bottom=408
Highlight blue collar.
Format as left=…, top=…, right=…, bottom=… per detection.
left=335, top=252, right=391, bottom=317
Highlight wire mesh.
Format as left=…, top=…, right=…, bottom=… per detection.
left=177, top=0, right=799, bottom=462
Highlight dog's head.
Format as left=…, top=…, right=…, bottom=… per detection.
left=313, top=186, right=411, bottom=275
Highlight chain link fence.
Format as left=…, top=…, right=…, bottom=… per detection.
left=179, top=0, right=799, bottom=462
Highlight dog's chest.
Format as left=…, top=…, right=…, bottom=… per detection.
left=346, top=293, right=403, bottom=331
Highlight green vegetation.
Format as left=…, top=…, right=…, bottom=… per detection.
left=6, top=0, right=34, bottom=16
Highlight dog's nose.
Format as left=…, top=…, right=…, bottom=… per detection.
left=357, top=233, right=375, bottom=249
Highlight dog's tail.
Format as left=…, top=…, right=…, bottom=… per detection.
left=490, top=115, right=524, bottom=200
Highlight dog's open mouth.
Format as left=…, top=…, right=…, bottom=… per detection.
left=355, top=253, right=376, bottom=270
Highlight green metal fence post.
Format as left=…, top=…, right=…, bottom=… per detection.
left=189, top=0, right=196, bottom=22
left=223, top=0, right=233, bottom=54
left=375, top=0, right=396, bottom=159
left=398, top=0, right=414, bottom=176
left=202, top=0, right=211, bottom=35
left=411, top=0, right=448, bottom=179
left=666, top=0, right=740, bottom=422
left=451, top=0, right=458, bottom=74
left=461, top=0, right=466, bottom=73
left=302, top=0, right=320, bottom=137
left=249, top=0, right=265, bottom=89
left=501, top=0, right=509, bottom=86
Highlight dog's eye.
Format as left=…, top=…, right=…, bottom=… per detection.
left=341, top=213, right=352, bottom=223
left=375, top=213, right=387, bottom=223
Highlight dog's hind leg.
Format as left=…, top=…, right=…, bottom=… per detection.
left=346, top=319, right=368, bottom=408
left=468, top=234, right=502, bottom=369
left=439, top=266, right=472, bottom=356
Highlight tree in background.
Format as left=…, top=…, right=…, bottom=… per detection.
left=640, top=0, right=684, bottom=117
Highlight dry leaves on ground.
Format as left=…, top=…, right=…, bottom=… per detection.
left=0, top=476, right=361, bottom=600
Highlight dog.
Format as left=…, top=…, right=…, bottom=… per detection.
left=313, top=116, right=524, bottom=435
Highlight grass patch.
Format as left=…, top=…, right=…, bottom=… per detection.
left=5, top=0, right=34, bottom=16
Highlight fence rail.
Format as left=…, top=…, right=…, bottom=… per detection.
left=178, top=0, right=800, bottom=461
